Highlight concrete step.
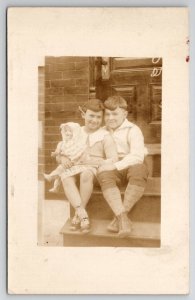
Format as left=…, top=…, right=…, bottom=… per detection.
left=60, top=219, right=160, bottom=247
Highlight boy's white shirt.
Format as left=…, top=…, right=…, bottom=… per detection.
left=106, top=119, right=147, bottom=171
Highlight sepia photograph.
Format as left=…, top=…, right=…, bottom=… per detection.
left=38, top=56, right=162, bottom=247
left=8, top=7, right=189, bottom=294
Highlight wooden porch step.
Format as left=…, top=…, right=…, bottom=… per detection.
left=82, top=177, right=161, bottom=222
left=144, top=176, right=160, bottom=196
left=86, top=194, right=160, bottom=223
left=146, top=143, right=161, bottom=155
left=45, top=143, right=161, bottom=198
left=91, top=177, right=160, bottom=197
left=70, top=177, right=161, bottom=222
left=60, top=219, right=160, bottom=247
left=46, top=176, right=161, bottom=200
left=145, top=144, right=161, bottom=177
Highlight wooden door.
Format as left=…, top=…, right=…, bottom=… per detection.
left=95, top=57, right=162, bottom=144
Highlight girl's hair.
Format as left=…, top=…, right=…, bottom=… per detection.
left=80, top=99, right=104, bottom=113
left=104, top=95, right=128, bottom=111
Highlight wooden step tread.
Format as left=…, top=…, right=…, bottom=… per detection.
left=92, top=177, right=161, bottom=197
left=46, top=177, right=161, bottom=200
left=146, top=144, right=161, bottom=155
left=60, top=219, right=160, bottom=241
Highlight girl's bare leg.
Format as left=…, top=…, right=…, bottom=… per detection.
left=80, top=170, right=94, bottom=208
left=62, top=175, right=90, bottom=233
left=61, top=176, right=82, bottom=208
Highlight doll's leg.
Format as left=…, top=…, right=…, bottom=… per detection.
left=49, top=165, right=64, bottom=177
left=44, top=166, right=63, bottom=182
left=49, top=177, right=61, bottom=193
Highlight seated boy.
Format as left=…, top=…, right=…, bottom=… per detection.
left=97, top=96, right=149, bottom=237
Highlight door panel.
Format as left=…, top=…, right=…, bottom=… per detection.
left=110, top=57, right=162, bottom=143
left=111, top=86, right=137, bottom=121
left=150, top=85, right=162, bottom=123
left=93, top=57, right=162, bottom=143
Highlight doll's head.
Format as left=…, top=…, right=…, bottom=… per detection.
left=60, top=122, right=81, bottom=141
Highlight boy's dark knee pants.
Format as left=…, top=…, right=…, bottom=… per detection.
left=97, top=171, right=117, bottom=191
left=126, top=163, right=148, bottom=188
left=97, top=164, right=148, bottom=190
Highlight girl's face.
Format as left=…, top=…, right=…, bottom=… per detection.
left=61, top=126, right=73, bottom=140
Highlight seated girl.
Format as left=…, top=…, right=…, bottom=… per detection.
left=44, top=118, right=117, bottom=233
left=59, top=100, right=118, bottom=232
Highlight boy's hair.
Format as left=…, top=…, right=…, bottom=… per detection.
left=81, top=99, right=104, bottom=113
left=104, top=95, right=128, bottom=111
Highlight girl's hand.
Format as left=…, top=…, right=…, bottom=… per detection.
left=62, top=157, right=74, bottom=169
left=98, top=163, right=116, bottom=173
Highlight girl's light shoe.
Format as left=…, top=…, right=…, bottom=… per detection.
left=70, top=214, right=80, bottom=231
left=74, top=206, right=90, bottom=233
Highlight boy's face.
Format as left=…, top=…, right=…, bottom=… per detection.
left=104, top=106, right=128, bottom=130
left=82, top=109, right=103, bottom=132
